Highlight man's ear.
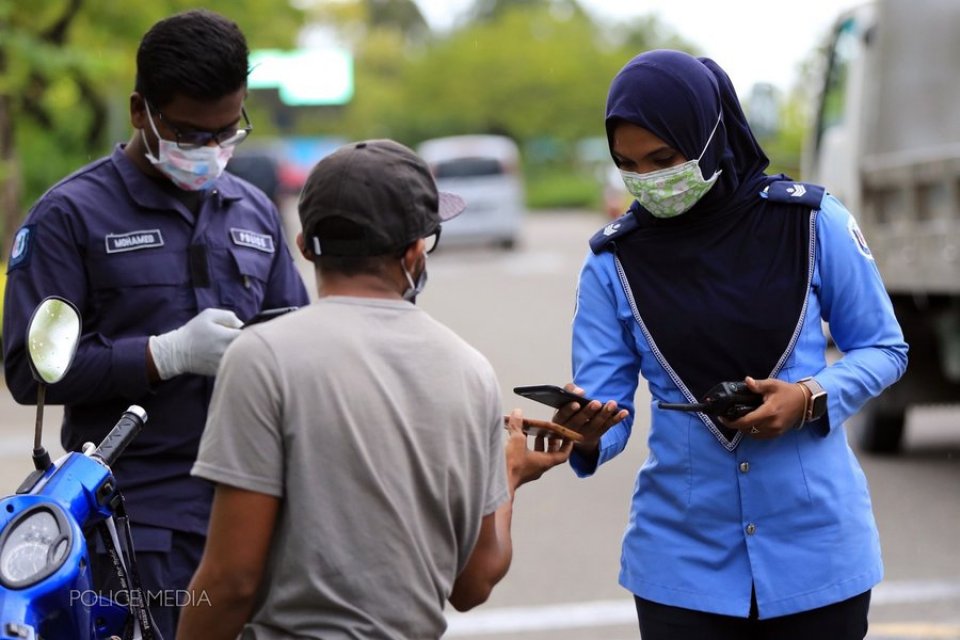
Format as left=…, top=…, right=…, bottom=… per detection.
left=130, top=92, right=147, bottom=130
left=401, top=238, right=424, bottom=272
left=296, top=232, right=314, bottom=261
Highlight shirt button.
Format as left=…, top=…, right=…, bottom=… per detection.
left=739, top=462, right=750, bottom=473
left=746, top=523, right=757, bottom=536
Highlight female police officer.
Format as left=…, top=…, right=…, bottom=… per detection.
left=557, top=49, right=907, bottom=638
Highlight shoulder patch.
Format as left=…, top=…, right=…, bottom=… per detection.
left=8, top=226, right=34, bottom=271
left=761, top=181, right=826, bottom=209
left=589, top=212, right=638, bottom=254
left=846, top=215, right=874, bottom=260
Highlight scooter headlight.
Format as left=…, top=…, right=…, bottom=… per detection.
left=0, top=505, right=71, bottom=588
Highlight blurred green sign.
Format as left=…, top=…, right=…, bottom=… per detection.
left=248, top=49, right=354, bottom=106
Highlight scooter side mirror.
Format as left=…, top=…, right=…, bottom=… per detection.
left=26, top=297, right=81, bottom=385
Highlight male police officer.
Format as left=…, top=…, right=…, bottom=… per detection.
left=2, top=10, right=308, bottom=638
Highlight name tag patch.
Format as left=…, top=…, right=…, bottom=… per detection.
left=230, top=228, right=275, bottom=254
left=105, top=229, right=164, bottom=254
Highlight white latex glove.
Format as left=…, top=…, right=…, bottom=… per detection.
left=149, top=308, right=243, bottom=380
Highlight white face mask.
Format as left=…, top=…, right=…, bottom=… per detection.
left=619, top=113, right=723, bottom=218
left=401, top=253, right=428, bottom=303
left=141, top=103, right=234, bottom=191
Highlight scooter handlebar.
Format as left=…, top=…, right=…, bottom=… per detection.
left=93, top=405, right=148, bottom=467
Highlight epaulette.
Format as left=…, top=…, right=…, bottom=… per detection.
left=589, top=211, right=638, bottom=254
left=761, top=180, right=826, bottom=209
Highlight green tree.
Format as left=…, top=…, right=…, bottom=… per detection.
left=368, top=0, right=429, bottom=37
left=0, top=0, right=303, bottom=250
left=389, top=5, right=694, bottom=146
left=759, top=85, right=812, bottom=179
left=290, top=0, right=431, bottom=141
left=289, top=0, right=696, bottom=151
left=616, top=14, right=697, bottom=54
left=390, top=5, right=697, bottom=207
left=469, top=0, right=588, bottom=23
left=396, top=7, right=613, bottom=144
left=297, top=0, right=428, bottom=44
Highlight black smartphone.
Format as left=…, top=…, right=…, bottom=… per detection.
left=244, top=306, right=299, bottom=327
left=513, top=384, right=597, bottom=410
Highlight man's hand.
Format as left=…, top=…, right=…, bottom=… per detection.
left=503, top=409, right=572, bottom=493
left=551, top=383, right=629, bottom=458
left=148, top=308, right=243, bottom=380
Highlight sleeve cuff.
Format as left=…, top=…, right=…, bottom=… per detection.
left=807, top=414, right=830, bottom=437
left=570, top=446, right=601, bottom=478
left=110, top=335, right=152, bottom=397
left=191, top=461, right=284, bottom=498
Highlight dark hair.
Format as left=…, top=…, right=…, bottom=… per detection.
left=317, top=255, right=395, bottom=278
left=309, top=217, right=410, bottom=276
left=135, top=9, right=249, bottom=106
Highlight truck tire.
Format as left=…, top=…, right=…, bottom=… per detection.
left=853, top=399, right=905, bottom=454
left=854, top=294, right=960, bottom=454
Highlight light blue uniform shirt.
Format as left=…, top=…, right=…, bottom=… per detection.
left=570, top=194, right=908, bottom=618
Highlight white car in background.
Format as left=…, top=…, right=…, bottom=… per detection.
left=417, top=135, right=526, bottom=250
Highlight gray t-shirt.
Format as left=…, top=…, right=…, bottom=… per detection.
left=193, top=296, right=508, bottom=639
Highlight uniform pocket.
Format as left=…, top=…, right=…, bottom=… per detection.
left=229, top=246, right=272, bottom=283
left=87, top=252, right=193, bottom=334
left=216, top=247, right=274, bottom=317
left=88, top=252, right=189, bottom=290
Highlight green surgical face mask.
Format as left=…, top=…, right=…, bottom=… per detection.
left=619, top=113, right=723, bottom=219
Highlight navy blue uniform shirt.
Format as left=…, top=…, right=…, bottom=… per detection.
left=3, top=144, right=310, bottom=535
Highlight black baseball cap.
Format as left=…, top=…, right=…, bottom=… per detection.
left=298, top=139, right=466, bottom=257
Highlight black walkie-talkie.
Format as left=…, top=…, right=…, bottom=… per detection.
left=658, top=381, right=763, bottom=420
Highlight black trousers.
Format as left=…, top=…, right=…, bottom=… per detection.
left=89, top=525, right=206, bottom=640
left=635, top=590, right=871, bottom=640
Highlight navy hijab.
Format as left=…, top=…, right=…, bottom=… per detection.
left=605, top=49, right=776, bottom=221
left=602, top=50, right=813, bottom=445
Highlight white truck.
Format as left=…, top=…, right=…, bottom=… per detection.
left=803, top=0, right=960, bottom=452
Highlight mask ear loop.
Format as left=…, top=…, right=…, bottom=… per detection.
left=140, top=102, right=164, bottom=163
left=401, top=250, right=428, bottom=302
left=695, top=112, right=724, bottom=179
left=401, top=256, right=417, bottom=294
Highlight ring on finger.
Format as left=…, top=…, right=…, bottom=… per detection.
left=750, top=426, right=761, bottom=434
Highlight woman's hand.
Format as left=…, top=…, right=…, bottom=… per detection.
left=551, top=383, right=629, bottom=455
left=721, top=376, right=808, bottom=439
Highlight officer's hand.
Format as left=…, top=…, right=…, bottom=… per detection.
left=720, top=376, right=807, bottom=440
left=552, top=383, right=629, bottom=458
left=149, top=308, right=243, bottom=380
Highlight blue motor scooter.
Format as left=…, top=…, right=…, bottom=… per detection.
left=0, top=297, right=155, bottom=639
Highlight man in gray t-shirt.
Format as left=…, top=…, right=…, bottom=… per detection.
left=177, top=139, right=575, bottom=640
